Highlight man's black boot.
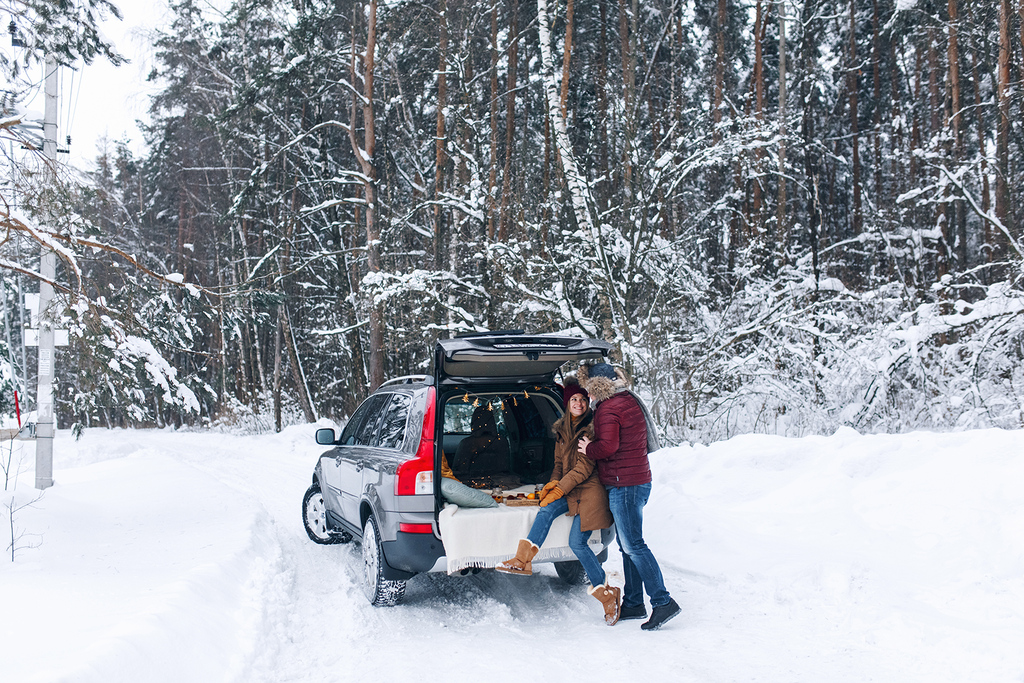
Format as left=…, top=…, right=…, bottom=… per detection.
left=641, top=598, right=680, bottom=631
left=618, top=604, right=647, bottom=621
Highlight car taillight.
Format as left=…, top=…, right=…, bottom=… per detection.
left=399, top=523, right=434, bottom=533
left=395, top=386, right=436, bottom=496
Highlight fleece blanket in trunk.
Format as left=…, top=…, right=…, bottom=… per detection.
left=437, top=498, right=604, bottom=574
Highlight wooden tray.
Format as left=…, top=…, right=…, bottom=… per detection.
left=503, top=497, right=540, bottom=506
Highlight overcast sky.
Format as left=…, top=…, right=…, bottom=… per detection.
left=11, top=0, right=233, bottom=170
left=57, top=0, right=169, bottom=169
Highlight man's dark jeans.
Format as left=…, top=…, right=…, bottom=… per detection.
left=607, top=482, right=671, bottom=609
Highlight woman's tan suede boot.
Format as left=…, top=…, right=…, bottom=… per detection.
left=588, top=583, right=622, bottom=625
left=495, top=539, right=540, bottom=576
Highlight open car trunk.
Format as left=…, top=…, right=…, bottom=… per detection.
left=431, top=333, right=613, bottom=574
left=441, top=386, right=561, bottom=486
left=435, top=332, right=610, bottom=487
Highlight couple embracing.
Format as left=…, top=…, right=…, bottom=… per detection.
left=497, top=362, right=681, bottom=631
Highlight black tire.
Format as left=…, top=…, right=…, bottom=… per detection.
left=302, top=484, right=349, bottom=545
left=361, top=516, right=407, bottom=606
left=554, top=560, right=590, bottom=585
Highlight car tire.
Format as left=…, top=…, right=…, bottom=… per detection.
left=554, top=560, right=589, bottom=585
left=362, top=516, right=407, bottom=606
left=302, top=484, right=349, bottom=544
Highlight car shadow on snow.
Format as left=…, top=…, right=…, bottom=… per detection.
left=398, top=567, right=595, bottom=621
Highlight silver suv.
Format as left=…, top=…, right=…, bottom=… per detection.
left=301, top=332, right=613, bottom=605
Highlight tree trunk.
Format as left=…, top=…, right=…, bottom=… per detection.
left=537, top=0, right=615, bottom=343
left=349, top=0, right=384, bottom=391
left=801, top=0, right=821, bottom=288
left=927, top=28, right=941, bottom=136
left=214, top=244, right=228, bottom=412
left=498, top=0, right=518, bottom=242
left=871, top=0, right=883, bottom=199
left=713, top=0, right=727, bottom=140
left=970, top=41, right=990, bottom=223
left=948, top=0, right=967, bottom=269
left=560, top=0, right=575, bottom=119
left=433, top=0, right=448, bottom=270
left=995, top=0, right=1014, bottom=259
left=751, top=0, right=765, bottom=236
left=596, top=0, right=610, bottom=214
left=365, top=0, right=383, bottom=391
left=946, top=1, right=961, bottom=155
left=487, top=4, right=499, bottom=241
left=541, top=112, right=551, bottom=254
left=909, top=44, right=920, bottom=185
left=273, top=315, right=282, bottom=432
left=281, top=306, right=316, bottom=423
left=849, top=0, right=861, bottom=237
left=619, top=0, right=638, bottom=203
left=890, top=31, right=904, bottom=201
left=777, top=0, right=788, bottom=248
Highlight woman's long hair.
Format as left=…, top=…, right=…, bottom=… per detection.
left=553, top=403, right=594, bottom=445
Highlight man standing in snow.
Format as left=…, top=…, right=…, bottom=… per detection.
left=577, top=362, right=681, bottom=631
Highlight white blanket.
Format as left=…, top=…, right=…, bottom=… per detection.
left=437, top=500, right=602, bottom=574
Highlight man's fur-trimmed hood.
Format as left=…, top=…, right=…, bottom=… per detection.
left=578, top=362, right=629, bottom=403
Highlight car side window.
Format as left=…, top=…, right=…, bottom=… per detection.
left=353, top=394, right=390, bottom=446
left=376, top=393, right=412, bottom=450
left=340, top=401, right=370, bottom=445
left=340, top=394, right=387, bottom=446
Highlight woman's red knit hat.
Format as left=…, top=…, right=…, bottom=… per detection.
left=562, top=376, right=589, bottom=407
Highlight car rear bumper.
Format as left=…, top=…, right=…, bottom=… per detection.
left=380, top=530, right=445, bottom=580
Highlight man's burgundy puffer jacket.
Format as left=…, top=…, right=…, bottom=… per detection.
left=585, top=391, right=652, bottom=486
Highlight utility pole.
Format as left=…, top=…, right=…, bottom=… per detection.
left=35, top=53, right=58, bottom=490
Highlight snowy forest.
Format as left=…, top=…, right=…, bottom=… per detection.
left=2, top=0, right=1024, bottom=442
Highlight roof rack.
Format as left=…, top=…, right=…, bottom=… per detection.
left=379, top=375, right=429, bottom=387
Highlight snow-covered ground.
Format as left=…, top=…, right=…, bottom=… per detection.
left=2, top=425, right=1023, bottom=682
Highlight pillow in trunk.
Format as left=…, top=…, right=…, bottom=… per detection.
left=441, top=477, right=498, bottom=508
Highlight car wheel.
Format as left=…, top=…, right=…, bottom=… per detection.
left=361, top=516, right=407, bottom=606
left=302, top=484, right=349, bottom=544
left=554, top=560, right=589, bottom=585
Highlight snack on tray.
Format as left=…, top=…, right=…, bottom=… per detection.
left=504, top=492, right=540, bottom=506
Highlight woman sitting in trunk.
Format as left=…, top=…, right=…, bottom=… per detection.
left=496, top=377, right=621, bottom=625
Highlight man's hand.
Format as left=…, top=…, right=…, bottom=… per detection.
left=578, top=435, right=592, bottom=454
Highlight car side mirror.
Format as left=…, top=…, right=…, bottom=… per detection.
left=315, top=428, right=337, bottom=445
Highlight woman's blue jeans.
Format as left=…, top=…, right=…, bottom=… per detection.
left=526, top=497, right=607, bottom=587
left=607, top=482, right=671, bottom=608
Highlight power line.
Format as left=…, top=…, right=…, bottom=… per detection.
left=69, top=63, right=83, bottom=140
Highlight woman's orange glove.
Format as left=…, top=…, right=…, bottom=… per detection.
left=539, top=485, right=564, bottom=507
left=540, top=480, right=559, bottom=496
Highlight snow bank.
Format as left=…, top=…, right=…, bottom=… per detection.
left=646, top=428, right=1024, bottom=681
left=1, top=449, right=279, bottom=683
